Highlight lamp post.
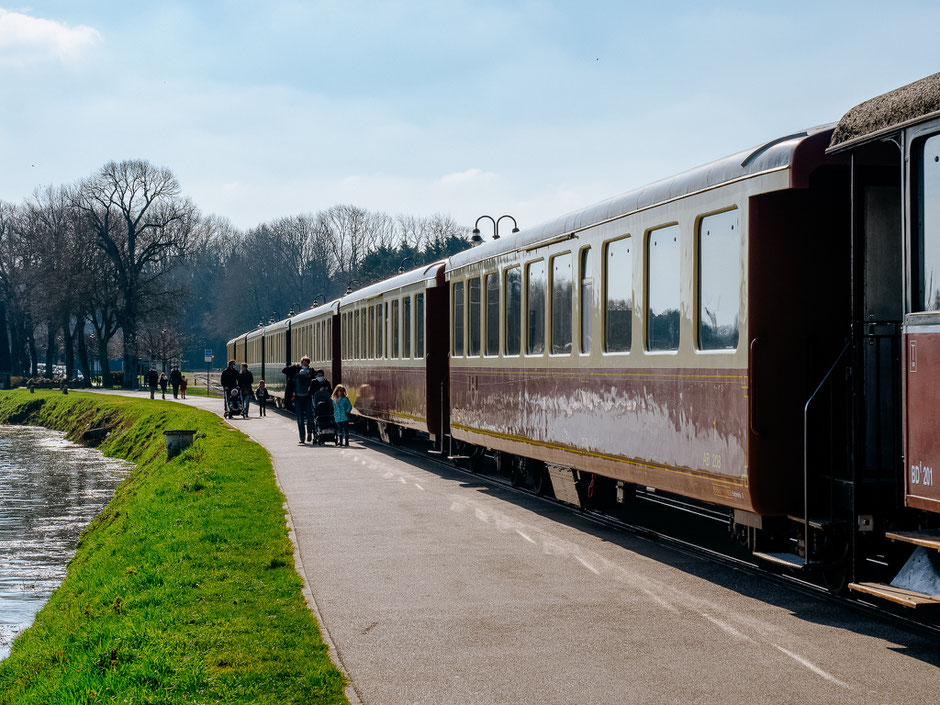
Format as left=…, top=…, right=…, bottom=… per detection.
left=472, top=214, right=519, bottom=244
left=312, top=292, right=327, bottom=307
left=398, top=257, right=415, bottom=273
left=345, top=280, right=361, bottom=295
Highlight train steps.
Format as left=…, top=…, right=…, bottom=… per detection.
left=849, top=529, right=940, bottom=608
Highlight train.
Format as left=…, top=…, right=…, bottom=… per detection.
left=230, top=73, right=940, bottom=608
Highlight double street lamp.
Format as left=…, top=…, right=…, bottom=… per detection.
left=471, top=214, right=519, bottom=245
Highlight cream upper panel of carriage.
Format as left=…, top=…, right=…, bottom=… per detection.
left=291, top=304, right=337, bottom=367
left=340, top=284, right=427, bottom=368
left=447, top=171, right=788, bottom=371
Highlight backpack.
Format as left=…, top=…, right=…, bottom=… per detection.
left=294, top=367, right=313, bottom=395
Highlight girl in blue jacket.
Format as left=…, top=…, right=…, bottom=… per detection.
left=332, top=384, right=352, bottom=447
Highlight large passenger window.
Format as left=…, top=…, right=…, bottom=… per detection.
left=647, top=225, right=680, bottom=351
left=453, top=281, right=465, bottom=356
left=375, top=304, right=382, bottom=358
left=505, top=267, right=522, bottom=355
left=605, top=237, right=632, bottom=352
left=580, top=248, right=592, bottom=354
left=403, top=296, right=412, bottom=359
left=551, top=253, right=572, bottom=354
left=354, top=310, right=360, bottom=359
left=526, top=260, right=546, bottom=355
left=468, top=277, right=481, bottom=356
left=919, top=135, right=940, bottom=310
left=698, top=210, right=740, bottom=350
left=415, top=293, right=425, bottom=358
left=485, top=273, right=499, bottom=355
left=391, top=299, right=400, bottom=358
left=368, top=307, right=375, bottom=358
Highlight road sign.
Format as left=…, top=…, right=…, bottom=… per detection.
left=204, top=348, right=213, bottom=363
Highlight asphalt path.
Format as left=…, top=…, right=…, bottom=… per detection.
left=85, top=389, right=939, bottom=704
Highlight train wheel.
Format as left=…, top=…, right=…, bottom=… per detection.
left=508, top=457, right=525, bottom=487
left=820, top=537, right=853, bottom=596
left=527, top=461, right=549, bottom=496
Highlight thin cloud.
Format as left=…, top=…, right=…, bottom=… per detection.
left=439, top=168, right=497, bottom=185
left=0, top=9, right=100, bottom=64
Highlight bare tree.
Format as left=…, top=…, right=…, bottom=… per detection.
left=72, top=160, right=199, bottom=386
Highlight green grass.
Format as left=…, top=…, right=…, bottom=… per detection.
left=0, top=390, right=347, bottom=705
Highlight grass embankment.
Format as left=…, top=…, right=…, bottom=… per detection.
left=0, top=391, right=347, bottom=705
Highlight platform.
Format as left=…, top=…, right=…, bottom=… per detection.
left=86, top=389, right=940, bottom=705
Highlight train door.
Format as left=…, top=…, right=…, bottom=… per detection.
left=848, top=141, right=905, bottom=540
left=903, top=124, right=940, bottom=515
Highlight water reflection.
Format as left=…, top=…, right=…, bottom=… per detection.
left=0, top=425, right=133, bottom=660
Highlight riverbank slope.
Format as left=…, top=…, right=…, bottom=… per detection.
left=0, top=391, right=347, bottom=705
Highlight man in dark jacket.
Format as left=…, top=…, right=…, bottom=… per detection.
left=220, top=360, right=239, bottom=410
left=169, top=366, right=183, bottom=399
left=147, top=368, right=159, bottom=399
left=282, top=362, right=300, bottom=412
left=291, top=356, right=314, bottom=443
left=237, top=363, right=254, bottom=415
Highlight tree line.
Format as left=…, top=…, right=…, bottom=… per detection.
left=0, top=159, right=472, bottom=387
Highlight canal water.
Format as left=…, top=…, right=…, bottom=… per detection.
left=0, top=425, right=133, bottom=660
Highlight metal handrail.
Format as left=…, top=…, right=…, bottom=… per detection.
left=802, top=339, right=851, bottom=562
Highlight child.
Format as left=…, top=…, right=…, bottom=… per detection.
left=159, top=372, right=168, bottom=399
left=332, top=384, right=352, bottom=446
left=180, top=375, right=188, bottom=399
left=255, top=379, right=269, bottom=417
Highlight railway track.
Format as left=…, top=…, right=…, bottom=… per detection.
left=353, top=429, right=940, bottom=641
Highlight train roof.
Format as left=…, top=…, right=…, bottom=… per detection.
left=341, top=261, right=446, bottom=306
left=446, top=125, right=834, bottom=271
left=829, top=72, right=940, bottom=152
left=290, top=300, right=340, bottom=325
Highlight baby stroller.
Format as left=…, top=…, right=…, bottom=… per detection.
left=225, top=387, right=248, bottom=419
left=313, top=397, right=337, bottom=445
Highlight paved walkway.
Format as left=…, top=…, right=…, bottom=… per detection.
left=88, top=390, right=939, bottom=704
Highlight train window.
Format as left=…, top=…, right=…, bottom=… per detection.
left=392, top=299, right=400, bottom=358
left=580, top=248, right=593, bottom=354
left=485, top=273, right=499, bottom=355
left=468, top=277, right=481, bottom=356
left=605, top=237, right=632, bottom=352
left=698, top=210, right=740, bottom=350
left=342, top=314, right=347, bottom=358
left=415, top=293, right=425, bottom=358
left=367, top=307, right=373, bottom=358
left=384, top=302, right=390, bottom=358
left=505, top=267, right=522, bottom=355
left=361, top=311, right=367, bottom=359
left=403, top=296, right=412, bottom=359
left=375, top=304, right=383, bottom=358
left=527, top=260, right=546, bottom=355
left=354, top=310, right=360, bottom=359
left=453, top=281, right=465, bottom=356
left=551, top=253, right=573, bottom=355
left=919, top=135, right=940, bottom=310
left=647, top=225, right=680, bottom=351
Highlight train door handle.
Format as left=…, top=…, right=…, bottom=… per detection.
left=749, top=337, right=759, bottom=437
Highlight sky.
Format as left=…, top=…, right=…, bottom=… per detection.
left=1, top=1, right=938, bottom=236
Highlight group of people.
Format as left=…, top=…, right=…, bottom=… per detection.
left=218, top=358, right=351, bottom=446
left=220, top=361, right=270, bottom=416
left=152, top=358, right=352, bottom=445
left=147, top=366, right=188, bottom=399
left=280, top=357, right=352, bottom=446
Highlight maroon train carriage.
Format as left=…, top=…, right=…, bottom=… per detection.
left=338, top=263, right=449, bottom=441
left=289, top=300, right=342, bottom=389
left=222, top=73, right=940, bottom=607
